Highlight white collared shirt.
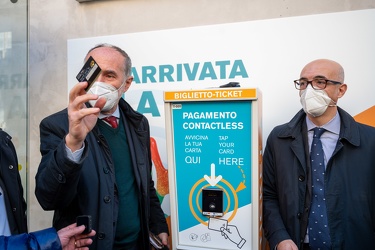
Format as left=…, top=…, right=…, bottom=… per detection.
left=306, top=112, right=341, bottom=169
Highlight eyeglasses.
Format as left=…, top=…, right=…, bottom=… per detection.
left=294, top=78, right=342, bottom=90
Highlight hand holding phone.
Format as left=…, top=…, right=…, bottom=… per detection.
left=76, top=215, right=92, bottom=234
left=149, top=231, right=169, bottom=250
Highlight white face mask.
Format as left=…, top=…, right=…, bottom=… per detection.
left=88, top=82, right=123, bottom=112
left=300, top=86, right=335, bottom=117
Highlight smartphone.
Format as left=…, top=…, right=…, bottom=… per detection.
left=76, top=215, right=92, bottom=234
left=76, top=56, right=101, bottom=91
left=149, top=231, right=169, bottom=250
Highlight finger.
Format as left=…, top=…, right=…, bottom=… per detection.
left=69, top=83, right=101, bottom=111
left=69, top=82, right=89, bottom=103
left=74, top=238, right=93, bottom=248
left=68, top=103, right=101, bottom=125
left=162, top=239, right=168, bottom=246
left=75, top=229, right=96, bottom=240
left=158, top=233, right=169, bottom=246
left=68, top=225, right=86, bottom=236
left=58, top=222, right=79, bottom=233
left=94, top=97, right=107, bottom=110
left=75, top=106, right=101, bottom=118
left=70, top=93, right=99, bottom=111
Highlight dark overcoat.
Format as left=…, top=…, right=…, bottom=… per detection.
left=263, top=107, right=375, bottom=250
left=35, top=99, right=168, bottom=249
left=0, top=128, right=27, bottom=235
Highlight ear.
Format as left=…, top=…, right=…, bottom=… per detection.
left=337, top=83, right=347, bottom=98
left=123, top=76, right=133, bottom=93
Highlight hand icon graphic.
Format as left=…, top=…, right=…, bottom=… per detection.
left=220, top=225, right=246, bottom=249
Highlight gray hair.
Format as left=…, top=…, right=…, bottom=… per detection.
left=86, top=43, right=132, bottom=77
left=337, top=65, right=345, bottom=83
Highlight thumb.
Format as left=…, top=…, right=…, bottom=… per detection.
left=60, top=224, right=86, bottom=237
left=220, top=227, right=228, bottom=237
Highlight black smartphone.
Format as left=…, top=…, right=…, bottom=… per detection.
left=76, top=215, right=92, bottom=234
left=149, top=231, right=169, bottom=250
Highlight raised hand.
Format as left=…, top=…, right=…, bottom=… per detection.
left=66, top=82, right=106, bottom=151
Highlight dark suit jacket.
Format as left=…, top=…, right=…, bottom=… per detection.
left=263, top=107, right=375, bottom=250
left=35, top=99, right=168, bottom=249
left=0, top=128, right=27, bottom=235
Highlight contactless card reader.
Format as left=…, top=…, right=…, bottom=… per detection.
left=202, top=187, right=224, bottom=217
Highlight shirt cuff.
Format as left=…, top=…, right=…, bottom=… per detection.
left=65, top=143, right=85, bottom=163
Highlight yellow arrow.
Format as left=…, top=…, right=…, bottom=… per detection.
left=235, top=181, right=246, bottom=192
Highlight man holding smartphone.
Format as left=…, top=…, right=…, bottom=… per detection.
left=35, top=43, right=169, bottom=249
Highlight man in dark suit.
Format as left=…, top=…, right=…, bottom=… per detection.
left=263, top=59, right=375, bottom=250
left=35, top=43, right=169, bottom=249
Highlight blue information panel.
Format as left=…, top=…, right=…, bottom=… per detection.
left=171, top=100, right=253, bottom=249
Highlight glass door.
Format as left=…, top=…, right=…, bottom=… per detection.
left=0, top=0, right=28, bottom=199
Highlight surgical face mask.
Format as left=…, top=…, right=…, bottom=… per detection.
left=300, top=86, right=336, bottom=117
left=88, top=82, right=123, bottom=112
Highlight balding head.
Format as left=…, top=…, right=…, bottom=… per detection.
left=301, top=59, right=345, bottom=83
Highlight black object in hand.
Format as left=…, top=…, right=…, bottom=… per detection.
left=76, top=215, right=92, bottom=234
left=149, top=231, right=169, bottom=250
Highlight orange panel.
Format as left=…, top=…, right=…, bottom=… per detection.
left=354, top=105, right=375, bottom=128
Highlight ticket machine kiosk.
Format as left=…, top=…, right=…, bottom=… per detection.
left=164, top=88, right=263, bottom=250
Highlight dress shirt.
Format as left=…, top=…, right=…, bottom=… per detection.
left=304, top=111, right=340, bottom=243
left=306, top=112, right=341, bottom=168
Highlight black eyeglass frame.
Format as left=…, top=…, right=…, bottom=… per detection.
left=294, top=78, right=342, bottom=90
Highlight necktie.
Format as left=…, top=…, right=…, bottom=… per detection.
left=102, top=116, right=118, bottom=129
left=308, top=127, right=331, bottom=250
